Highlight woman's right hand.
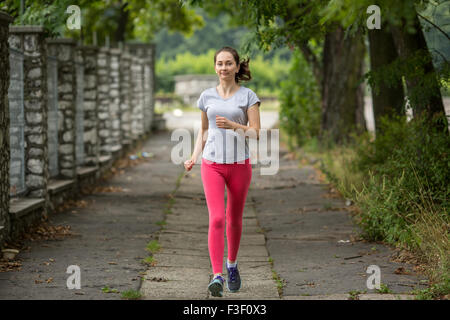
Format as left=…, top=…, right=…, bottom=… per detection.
left=184, top=158, right=195, bottom=171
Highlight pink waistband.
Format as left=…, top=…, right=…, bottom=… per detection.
left=202, top=158, right=251, bottom=165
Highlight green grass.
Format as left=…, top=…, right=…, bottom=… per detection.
left=146, top=240, right=161, bottom=253
left=323, top=202, right=333, bottom=210
left=267, top=257, right=284, bottom=296
left=412, top=275, right=450, bottom=300
left=142, top=256, right=157, bottom=266
left=272, top=269, right=285, bottom=296
left=102, top=286, right=119, bottom=294
left=256, top=227, right=266, bottom=234
left=161, top=170, right=184, bottom=217
left=155, top=220, right=166, bottom=226
left=348, top=290, right=366, bottom=300
left=377, top=283, right=393, bottom=294
left=121, top=289, right=142, bottom=300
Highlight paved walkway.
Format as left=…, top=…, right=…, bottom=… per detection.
left=248, top=151, right=428, bottom=300
left=0, top=129, right=429, bottom=300
left=141, top=160, right=279, bottom=299
left=0, top=132, right=180, bottom=299
left=140, top=131, right=428, bottom=300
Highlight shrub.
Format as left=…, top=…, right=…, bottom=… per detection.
left=352, top=112, right=450, bottom=215
left=349, top=111, right=449, bottom=298
left=279, top=48, right=321, bottom=148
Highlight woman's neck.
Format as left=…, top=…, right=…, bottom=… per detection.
left=217, top=81, right=240, bottom=96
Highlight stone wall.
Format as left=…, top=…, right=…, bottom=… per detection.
left=130, top=55, right=144, bottom=139
left=108, top=48, right=121, bottom=149
left=46, top=54, right=59, bottom=178
left=148, top=44, right=156, bottom=130
left=9, top=26, right=49, bottom=207
left=47, top=39, right=77, bottom=179
left=1, top=35, right=159, bottom=248
left=75, top=46, right=85, bottom=167
left=0, top=12, right=13, bottom=246
left=97, top=47, right=112, bottom=156
left=80, top=45, right=99, bottom=166
left=143, top=59, right=152, bottom=133
left=119, top=50, right=132, bottom=145
left=127, top=43, right=155, bottom=133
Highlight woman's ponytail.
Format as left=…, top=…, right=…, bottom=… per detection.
left=235, top=58, right=252, bottom=83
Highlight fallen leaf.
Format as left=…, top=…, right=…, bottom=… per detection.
left=394, top=267, right=411, bottom=275
left=0, top=260, right=23, bottom=272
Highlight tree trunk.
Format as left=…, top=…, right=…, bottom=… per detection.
left=320, top=25, right=366, bottom=146
left=115, top=2, right=129, bottom=44
left=299, top=41, right=322, bottom=88
left=368, top=26, right=405, bottom=136
left=390, top=12, right=448, bottom=134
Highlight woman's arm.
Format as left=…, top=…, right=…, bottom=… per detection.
left=215, top=103, right=261, bottom=139
left=192, top=111, right=209, bottom=162
left=184, top=111, right=208, bottom=171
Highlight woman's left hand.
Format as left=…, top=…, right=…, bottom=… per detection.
left=216, top=116, right=235, bottom=130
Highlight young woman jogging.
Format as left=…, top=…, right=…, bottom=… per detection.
left=184, top=46, right=261, bottom=297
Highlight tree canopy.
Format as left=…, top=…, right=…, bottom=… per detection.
left=0, top=0, right=204, bottom=44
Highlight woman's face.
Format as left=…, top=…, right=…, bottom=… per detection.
left=215, top=51, right=240, bottom=82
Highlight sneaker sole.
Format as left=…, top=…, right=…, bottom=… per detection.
left=208, top=281, right=223, bottom=297
left=227, top=280, right=242, bottom=293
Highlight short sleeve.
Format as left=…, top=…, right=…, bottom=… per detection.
left=197, top=92, right=206, bottom=112
left=248, top=89, right=261, bottom=108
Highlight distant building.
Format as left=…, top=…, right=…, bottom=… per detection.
left=174, top=74, right=218, bottom=106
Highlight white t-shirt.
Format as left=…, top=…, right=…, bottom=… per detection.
left=197, top=85, right=261, bottom=163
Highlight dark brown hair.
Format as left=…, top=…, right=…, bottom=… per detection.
left=214, top=46, right=252, bottom=83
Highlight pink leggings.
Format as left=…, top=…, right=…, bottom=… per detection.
left=201, top=158, right=252, bottom=275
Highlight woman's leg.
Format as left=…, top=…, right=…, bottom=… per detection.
left=201, top=160, right=227, bottom=275
left=225, top=159, right=252, bottom=263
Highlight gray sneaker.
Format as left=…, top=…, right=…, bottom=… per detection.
left=226, top=263, right=241, bottom=292
left=208, top=275, right=225, bottom=297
